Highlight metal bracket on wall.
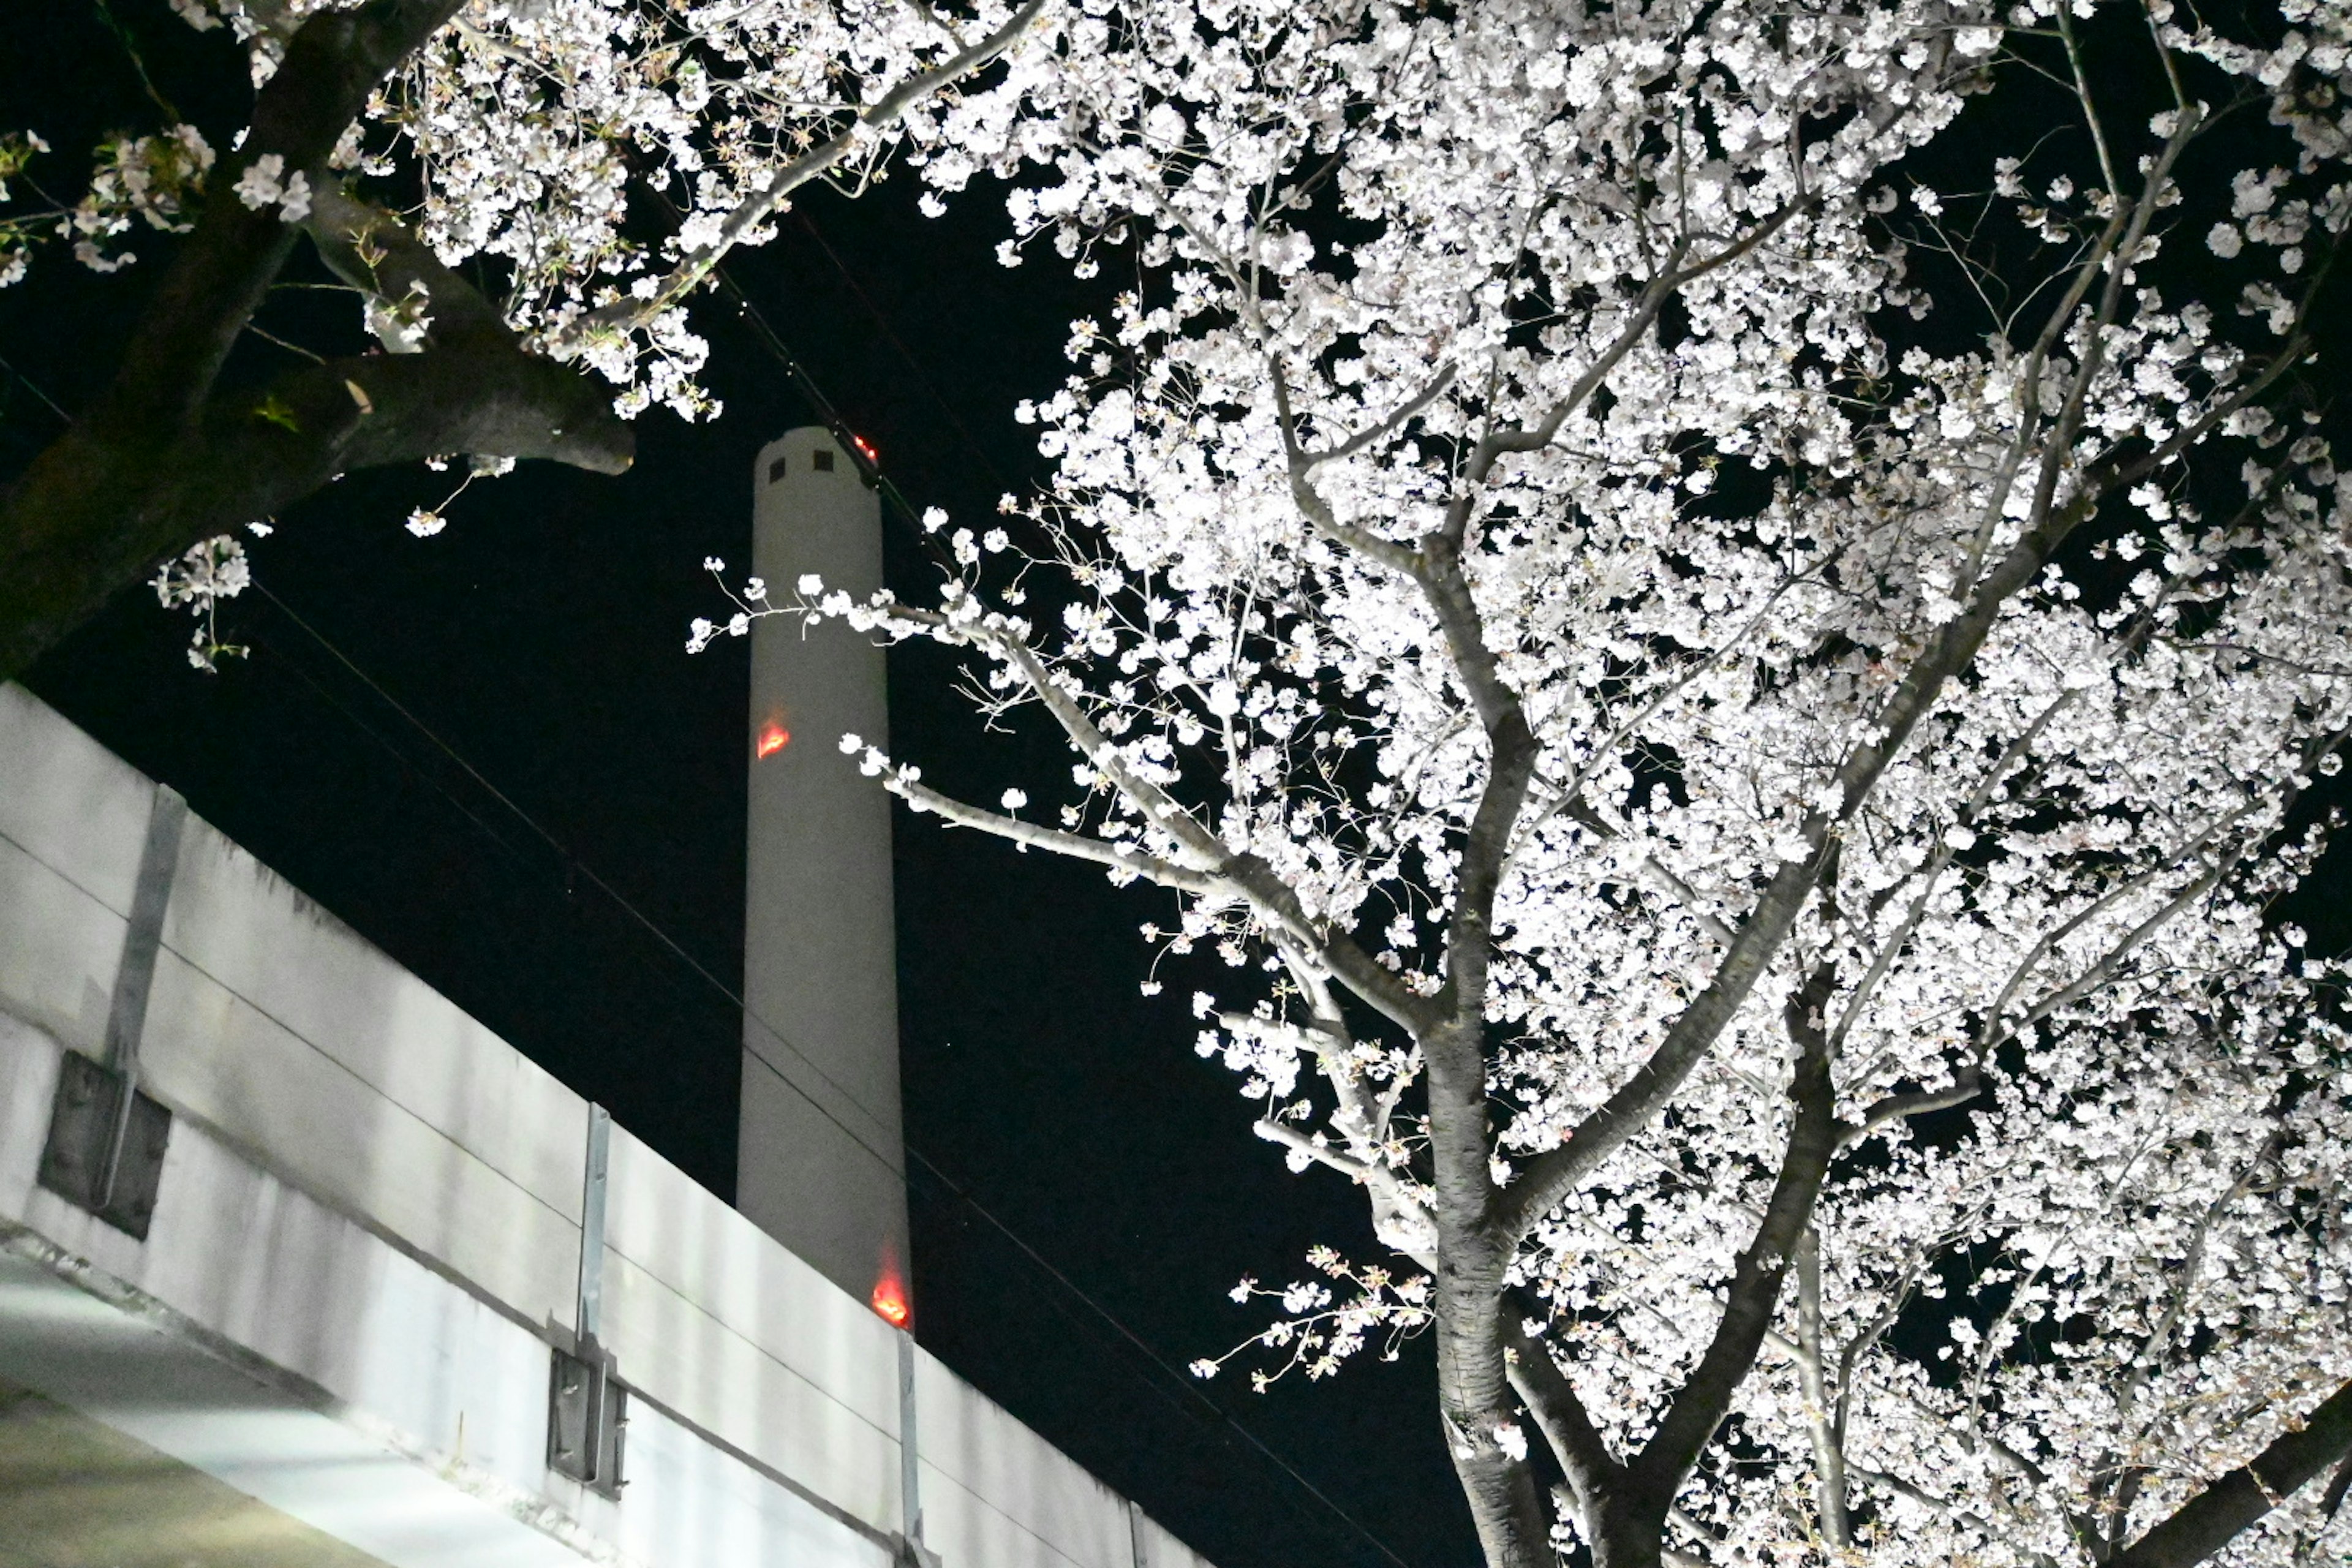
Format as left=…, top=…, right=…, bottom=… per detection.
left=549, top=1104, right=625, bottom=1495
left=37, top=786, right=187, bottom=1239
left=547, top=1340, right=625, bottom=1496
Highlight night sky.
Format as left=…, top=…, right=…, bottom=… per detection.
left=2, top=7, right=1472, bottom=1567
left=12, top=10, right=2352, bottom=1568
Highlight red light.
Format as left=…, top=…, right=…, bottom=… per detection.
left=871, top=1242, right=910, bottom=1327
left=851, top=434, right=877, bottom=461
left=756, top=720, right=790, bottom=759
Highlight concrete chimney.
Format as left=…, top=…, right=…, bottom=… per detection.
left=741, top=426, right=911, bottom=1315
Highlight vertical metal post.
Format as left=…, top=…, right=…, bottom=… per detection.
left=1129, top=1499, right=1150, bottom=1568
left=898, top=1327, right=923, bottom=1551
left=577, top=1103, right=611, bottom=1344
left=99, top=786, right=187, bottom=1209
left=38, top=782, right=187, bottom=1237
left=574, top=1101, right=612, bottom=1485
left=549, top=1103, right=623, bottom=1494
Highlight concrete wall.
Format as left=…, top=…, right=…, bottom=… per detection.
left=0, top=681, right=1214, bottom=1568
left=741, top=426, right=912, bottom=1310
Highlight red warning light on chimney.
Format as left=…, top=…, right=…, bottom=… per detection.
left=756, top=720, right=790, bottom=759
left=851, top=433, right=878, bottom=462
left=871, top=1240, right=911, bottom=1326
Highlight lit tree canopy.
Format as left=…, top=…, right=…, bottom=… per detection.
left=0, top=0, right=1045, bottom=674
left=707, top=1, right=2352, bottom=1564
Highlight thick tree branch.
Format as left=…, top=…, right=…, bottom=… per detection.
left=1840, top=1075, right=1984, bottom=1149
left=1504, top=1313, right=1626, bottom=1511
left=0, top=333, right=630, bottom=676
left=0, top=174, right=630, bottom=679
left=0, top=0, right=583, bottom=680
left=306, top=178, right=511, bottom=345
left=2093, top=1131, right=2286, bottom=1554
left=105, top=0, right=466, bottom=432
left=1636, top=970, right=1841, bottom=1493
left=1252, top=1114, right=1444, bottom=1268
left=2109, top=1378, right=2352, bottom=1568
left=1847, top=1464, right=1963, bottom=1518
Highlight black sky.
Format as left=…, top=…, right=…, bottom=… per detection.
left=2, top=7, right=1475, bottom=1567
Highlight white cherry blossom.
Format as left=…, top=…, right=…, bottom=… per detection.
left=705, top=2, right=2352, bottom=1564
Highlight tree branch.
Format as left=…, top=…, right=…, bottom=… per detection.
left=0, top=0, right=533, bottom=679
left=111, top=0, right=467, bottom=432
left=888, top=772, right=1223, bottom=896
left=557, top=0, right=1053, bottom=351
left=306, top=178, right=512, bottom=345
left=1503, top=1313, right=1626, bottom=1512
left=0, top=292, right=628, bottom=679
left=1, top=330, right=630, bottom=669
left=1794, top=1227, right=1852, bottom=1547
left=2109, top=1378, right=2352, bottom=1568
left=1635, top=967, right=1842, bottom=1493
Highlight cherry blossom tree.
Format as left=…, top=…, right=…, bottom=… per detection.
left=712, top=1, right=2352, bottom=1564
left=0, top=0, right=1045, bottom=675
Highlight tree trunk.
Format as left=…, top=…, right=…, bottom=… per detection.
left=1588, top=1496, right=1665, bottom=1568
left=1424, top=1012, right=1556, bottom=1568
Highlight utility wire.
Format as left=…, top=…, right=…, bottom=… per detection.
left=253, top=576, right=1414, bottom=1568
left=0, top=349, right=72, bottom=423
left=786, top=208, right=1020, bottom=496
left=249, top=621, right=533, bottom=868
left=0, top=255, right=1417, bottom=1568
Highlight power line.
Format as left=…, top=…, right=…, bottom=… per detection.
left=0, top=348, right=72, bottom=424
left=249, top=516, right=1417, bottom=1568
left=786, top=208, right=1020, bottom=496
left=709, top=240, right=1431, bottom=1539
left=0, top=249, right=1417, bottom=1568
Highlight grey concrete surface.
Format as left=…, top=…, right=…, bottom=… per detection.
left=0, top=1374, right=393, bottom=1568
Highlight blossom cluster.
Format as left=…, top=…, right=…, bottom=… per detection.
left=375, top=0, right=1043, bottom=415
left=714, top=1, right=2352, bottom=1562
left=0, top=0, right=1045, bottom=420
left=150, top=532, right=252, bottom=671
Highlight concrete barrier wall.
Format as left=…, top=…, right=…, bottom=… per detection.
left=0, top=682, right=1215, bottom=1568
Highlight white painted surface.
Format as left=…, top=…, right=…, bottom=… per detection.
left=0, top=681, right=1216, bottom=1568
